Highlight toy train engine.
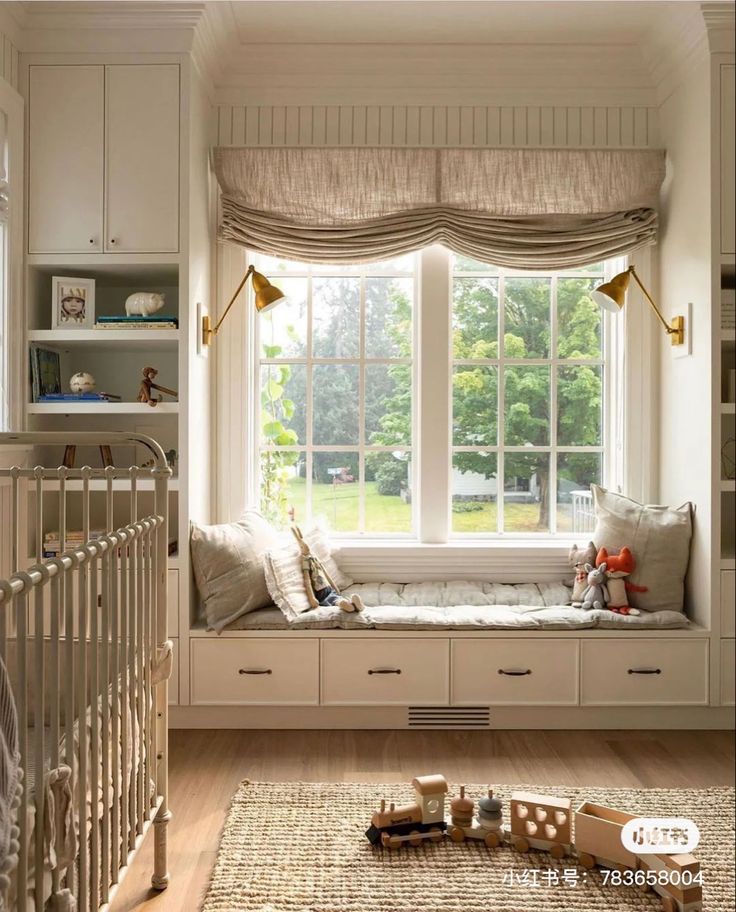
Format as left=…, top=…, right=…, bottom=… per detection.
left=447, top=787, right=505, bottom=847
left=509, top=792, right=572, bottom=858
left=366, top=775, right=448, bottom=848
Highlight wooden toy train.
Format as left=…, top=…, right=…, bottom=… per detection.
left=366, top=776, right=702, bottom=912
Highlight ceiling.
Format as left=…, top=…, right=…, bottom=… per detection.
left=226, top=1, right=697, bottom=47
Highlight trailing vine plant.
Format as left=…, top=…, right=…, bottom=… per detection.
left=260, top=337, right=299, bottom=526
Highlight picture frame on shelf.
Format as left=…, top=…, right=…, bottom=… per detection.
left=51, top=276, right=95, bottom=329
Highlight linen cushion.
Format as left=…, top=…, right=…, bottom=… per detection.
left=591, top=484, right=693, bottom=612
left=191, top=511, right=279, bottom=632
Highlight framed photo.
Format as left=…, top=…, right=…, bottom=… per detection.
left=51, top=276, right=95, bottom=329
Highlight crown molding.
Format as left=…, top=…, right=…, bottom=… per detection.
left=702, top=1, right=735, bottom=52
left=190, top=1, right=239, bottom=100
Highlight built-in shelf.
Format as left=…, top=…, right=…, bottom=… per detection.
left=27, top=402, right=179, bottom=415
left=721, top=480, right=736, bottom=492
left=722, top=559, right=736, bottom=570
left=721, top=402, right=736, bottom=414
left=28, top=329, right=179, bottom=349
left=721, top=330, right=736, bottom=343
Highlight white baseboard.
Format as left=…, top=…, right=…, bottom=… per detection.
left=169, top=704, right=736, bottom=730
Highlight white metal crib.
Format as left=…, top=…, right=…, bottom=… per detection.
left=0, top=432, right=171, bottom=911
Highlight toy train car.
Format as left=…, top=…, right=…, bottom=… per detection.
left=365, top=775, right=448, bottom=848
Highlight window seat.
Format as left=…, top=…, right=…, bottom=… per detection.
left=225, top=581, right=690, bottom=632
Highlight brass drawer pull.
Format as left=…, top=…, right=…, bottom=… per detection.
left=628, top=668, right=662, bottom=675
left=239, top=668, right=272, bottom=675
left=368, top=668, right=402, bottom=675
left=498, top=668, right=532, bottom=676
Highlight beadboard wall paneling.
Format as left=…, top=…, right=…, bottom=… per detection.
left=216, top=104, right=659, bottom=148
left=0, top=30, right=19, bottom=89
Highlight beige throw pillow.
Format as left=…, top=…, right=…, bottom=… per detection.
left=592, top=485, right=693, bottom=613
left=190, top=511, right=279, bottom=632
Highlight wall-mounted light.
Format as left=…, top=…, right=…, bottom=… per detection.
left=201, top=265, right=287, bottom=347
left=593, top=265, right=685, bottom=346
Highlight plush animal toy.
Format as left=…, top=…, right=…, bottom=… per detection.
left=568, top=541, right=597, bottom=608
left=581, top=563, right=610, bottom=611
left=595, top=546, right=647, bottom=616
left=291, top=526, right=364, bottom=613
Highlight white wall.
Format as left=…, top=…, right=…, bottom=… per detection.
left=656, top=49, right=713, bottom=626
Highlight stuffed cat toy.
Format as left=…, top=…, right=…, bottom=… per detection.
left=569, top=541, right=597, bottom=608
left=581, top=562, right=610, bottom=611
left=596, top=546, right=647, bottom=616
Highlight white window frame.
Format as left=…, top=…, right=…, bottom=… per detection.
left=0, top=76, right=22, bottom=435
left=247, top=256, right=419, bottom=537
left=236, top=245, right=627, bottom=545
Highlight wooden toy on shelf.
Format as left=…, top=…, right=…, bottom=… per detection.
left=509, top=791, right=571, bottom=858
left=365, top=775, right=448, bottom=849
left=447, top=787, right=504, bottom=847
left=137, top=366, right=178, bottom=407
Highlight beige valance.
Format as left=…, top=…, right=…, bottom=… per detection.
left=213, top=147, right=665, bottom=268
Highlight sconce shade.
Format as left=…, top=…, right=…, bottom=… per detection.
left=252, top=270, right=287, bottom=313
left=592, top=269, right=631, bottom=313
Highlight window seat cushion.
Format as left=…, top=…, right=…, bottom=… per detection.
left=225, top=580, right=691, bottom=631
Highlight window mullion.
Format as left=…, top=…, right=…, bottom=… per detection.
left=358, top=270, right=366, bottom=534
left=497, top=272, right=505, bottom=534
left=550, top=276, right=559, bottom=535
left=418, top=245, right=451, bottom=543
left=306, top=271, right=314, bottom=524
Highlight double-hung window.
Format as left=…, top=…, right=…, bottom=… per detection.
left=250, top=248, right=619, bottom=539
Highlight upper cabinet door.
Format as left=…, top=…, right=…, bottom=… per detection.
left=28, top=66, right=104, bottom=254
left=105, top=65, right=180, bottom=253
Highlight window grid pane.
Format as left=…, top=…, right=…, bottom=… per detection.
left=451, top=257, right=605, bottom=536
left=256, top=255, right=415, bottom=535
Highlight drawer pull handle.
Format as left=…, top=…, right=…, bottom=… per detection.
left=368, top=668, right=402, bottom=675
left=498, top=669, right=532, bottom=676
left=239, top=668, right=272, bottom=675
left=628, top=668, right=662, bottom=675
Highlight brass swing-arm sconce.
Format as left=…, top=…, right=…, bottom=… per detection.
left=201, top=264, right=287, bottom=347
left=593, top=265, right=685, bottom=346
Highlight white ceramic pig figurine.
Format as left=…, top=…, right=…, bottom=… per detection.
left=125, top=292, right=165, bottom=317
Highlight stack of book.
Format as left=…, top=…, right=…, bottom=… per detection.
left=43, top=529, right=105, bottom=557
left=95, top=315, right=178, bottom=330
left=37, top=392, right=121, bottom=402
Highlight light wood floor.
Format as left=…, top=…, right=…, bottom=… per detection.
left=110, top=729, right=735, bottom=912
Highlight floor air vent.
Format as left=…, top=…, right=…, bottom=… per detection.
left=408, top=707, right=491, bottom=729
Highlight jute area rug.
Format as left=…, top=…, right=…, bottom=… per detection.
left=202, top=781, right=735, bottom=912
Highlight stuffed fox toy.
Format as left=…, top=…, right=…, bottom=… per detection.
left=595, top=546, right=647, bottom=616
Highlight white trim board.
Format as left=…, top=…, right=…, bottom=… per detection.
left=169, top=704, right=735, bottom=730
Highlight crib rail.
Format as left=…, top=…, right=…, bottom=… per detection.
left=0, top=432, right=170, bottom=911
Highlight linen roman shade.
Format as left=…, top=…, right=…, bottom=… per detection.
left=213, top=147, right=665, bottom=269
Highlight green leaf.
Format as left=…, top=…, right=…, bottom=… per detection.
left=263, top=344, right=282, bottom=358
left=282, top=398, right=295, bottom=419
left=276, top=429, right=299, bottom=445
left=266, top=379, right=283, bottom=400
left=263, top=420, right=285, bottom=439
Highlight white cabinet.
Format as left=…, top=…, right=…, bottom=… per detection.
left=28, top=66, right=105, bottom=254
left=105, top=65, right=180, bottom=253
left=28, top=64, right=180, bottom=255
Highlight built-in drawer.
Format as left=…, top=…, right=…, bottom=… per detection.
left=167, top=568, right=179, bottom=636
left=321, top=639, right=449, bottom=705
left=721, top=571, right=735, bottom=638
left=190, top=638, right=319, bottom=705
left=721, top=639, right=735, bottom=706
left=168, top=638, right=179, bottom=705
left=581, top=639, right=709, bottom=706
left=452, top=639, right=579, bottom=705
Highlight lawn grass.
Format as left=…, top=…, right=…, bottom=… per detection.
left=286, top=477, right=565, bottom=533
